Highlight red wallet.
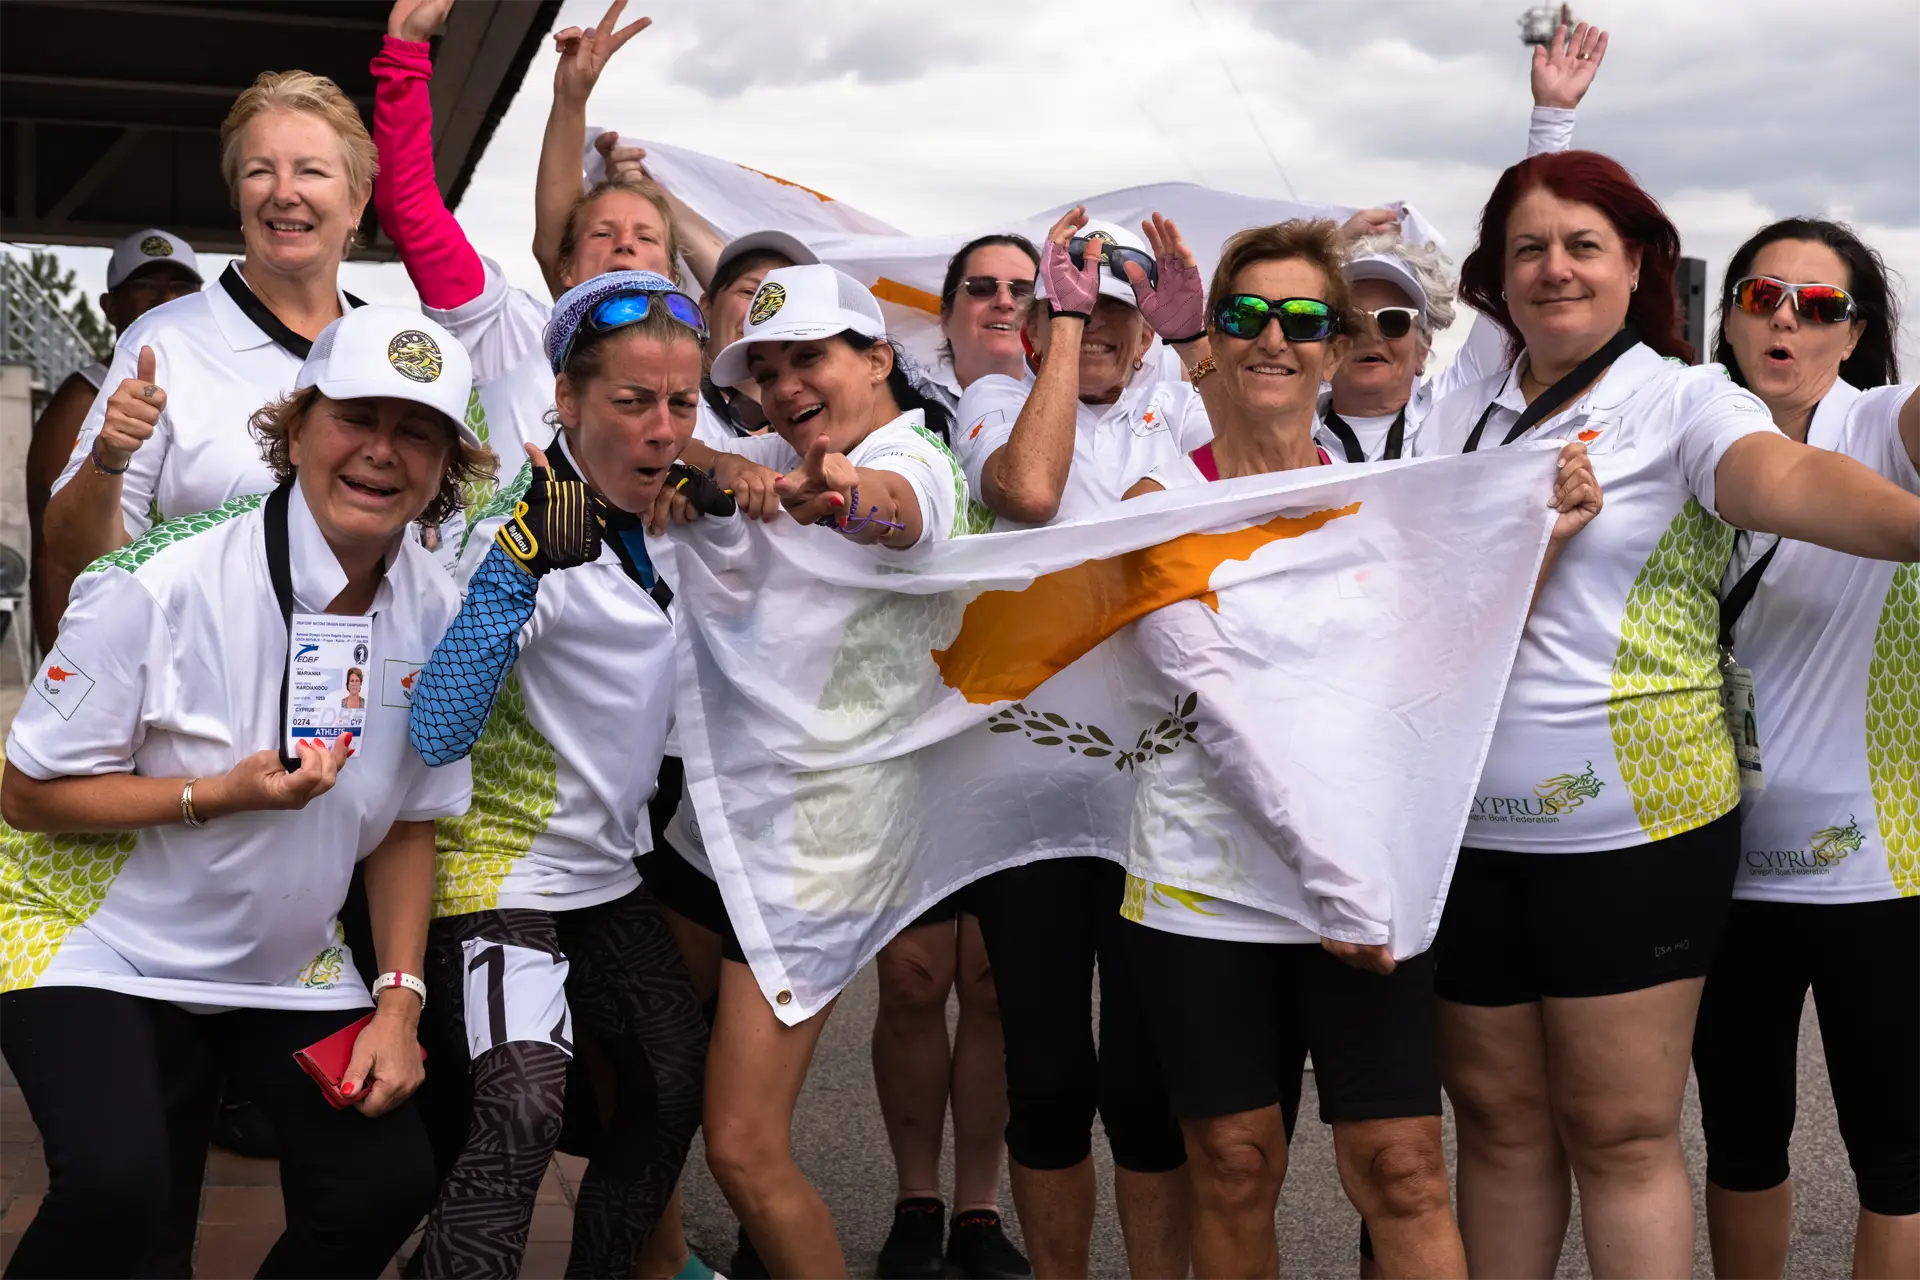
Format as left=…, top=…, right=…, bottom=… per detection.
left=292, top=1013, right=427, bottom=1109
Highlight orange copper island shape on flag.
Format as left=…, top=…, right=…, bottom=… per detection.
left=932, top=502, right=1361, bottom=704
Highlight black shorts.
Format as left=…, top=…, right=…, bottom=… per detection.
left=1434, top=807, right=1740, bottom=1005
left=1693, top=895, right=1918, bottom=1217
left=1122, top=919, right=1441, bottom=1125
left=636, top=838, right=743, bottom=963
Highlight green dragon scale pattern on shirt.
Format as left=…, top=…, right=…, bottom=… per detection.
left=1607, top=498, right=1740, bottom=842
left=86, top=492, right=266, bottom=575
left=457, top=456, right=534, bottom=562
left=434, top=670, right=559, bottom=917
left=1868, top=562, right=1918, bottom=896
left=0, top=828, right=137, bottom=991
left=907, top=420, right=995, bottom=536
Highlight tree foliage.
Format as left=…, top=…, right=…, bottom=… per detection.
left=22, top=250, right=115, bottom=362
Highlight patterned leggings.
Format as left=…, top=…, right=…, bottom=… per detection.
left=413, top=882, right=708, bottom=1279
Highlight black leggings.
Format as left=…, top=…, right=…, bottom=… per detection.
left=1693, top=894, right=1918, bottom=1218
left=970, top=856, right=1185, bottom=1173
left=414, top=882, right=708, bottom=1278
left=0, top=985, right=435, bottom=1279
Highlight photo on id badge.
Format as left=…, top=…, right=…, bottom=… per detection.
left=286, top=614, right=372, bottom=756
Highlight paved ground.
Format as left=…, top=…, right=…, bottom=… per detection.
left=0, top=643, right=1868, bottom=1278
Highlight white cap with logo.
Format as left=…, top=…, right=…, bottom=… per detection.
left=296, top=306, right=479, bottom=446
left=709, top=263, right=886, bottom=388
left=106, top=228, right=203, bottom=290
left=1342, top=253, right=1429, bottom=319
left=1034, top=218, right=1149, bottom=307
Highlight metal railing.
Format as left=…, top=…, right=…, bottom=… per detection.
left=0, top=254, right=97, bottom=389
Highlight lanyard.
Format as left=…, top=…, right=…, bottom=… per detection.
left=1321, top=404, right=1407, bottom=462
left=264, top=483, right=384, bottom=768
left=1463, top=326, right=1641, bottom=453
left=1718, top=539, right=1781, bottom=650
left=218, top=263, right=365, bottom=359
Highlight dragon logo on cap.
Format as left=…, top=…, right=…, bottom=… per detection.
left=1081, top=230, right=1116, bottom=260
left=749, top=282, right=786, bottom=327
left=139, top=235, right=174, bottom=258
left=387, top=330, right=443, bottom=383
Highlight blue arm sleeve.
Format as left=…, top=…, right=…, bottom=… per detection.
left=409, top=543, right=540, bottom=766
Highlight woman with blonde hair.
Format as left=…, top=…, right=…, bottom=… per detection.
left=44, top=67, right=379, bottom=586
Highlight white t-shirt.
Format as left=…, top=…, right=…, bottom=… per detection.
left=431, top=436, right=676, bottom=917
left=1122, top=442, right=1339, bottom=945
left=709, top=409, right=974, bottom=545
left=76, top=362, right=108, bottom=391
left=54, top=269, right=355, bottom=534
left=1, top=485, right=470, bottom=1008
left=1423, top=344, right=1782, bottom=853
left=1726, top=380, right=1918, bottom=902
left=953, top=372, right=1213, bottom=530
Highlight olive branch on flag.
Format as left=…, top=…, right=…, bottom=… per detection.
left=987, top=692, right=1200, bottom=771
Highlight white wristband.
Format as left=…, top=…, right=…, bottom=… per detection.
left=372, top=970, right=427, bottom=1009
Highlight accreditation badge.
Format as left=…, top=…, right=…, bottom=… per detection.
left=1718, top=649, right=1765, bottom=791
left=286, top=613, right=374, bottom=757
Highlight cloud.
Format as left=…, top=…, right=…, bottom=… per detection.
left=662, top=0, right=998, bottom=97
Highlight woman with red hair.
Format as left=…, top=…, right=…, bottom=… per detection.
left=1422, top=150, right=1920, bottom=1278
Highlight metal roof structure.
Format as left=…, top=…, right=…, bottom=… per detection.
left=0, top=0, right=560, bottom=257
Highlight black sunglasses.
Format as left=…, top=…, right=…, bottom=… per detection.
left=960, top=275, right=1036, bottom=302
left=1068, top=235, right=1156, bottom=288
left=1212, top=294, right=1341, bottom=342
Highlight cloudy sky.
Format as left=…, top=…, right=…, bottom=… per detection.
left=15, top=0, right=1920, bottom=369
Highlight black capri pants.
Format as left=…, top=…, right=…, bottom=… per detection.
left=1693, top=894, right=1918, bottom=1218
left=970, top=856, right=1186, bottom=1174
left=0, top=985, right=435, bottom=1279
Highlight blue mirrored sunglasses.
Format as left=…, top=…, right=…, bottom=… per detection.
left=565, top=290, right=709, bottom=367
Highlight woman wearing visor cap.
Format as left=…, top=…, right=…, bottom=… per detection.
left=406, top=271, right=716, bottom=1278
left=0, top=306, right=489, bottom=1279
left=1690, top=218, right=1918, bottom=1280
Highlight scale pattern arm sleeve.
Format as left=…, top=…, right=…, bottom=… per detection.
left=409, top=545, right=539, bottom=766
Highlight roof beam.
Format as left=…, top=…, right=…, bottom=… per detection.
left=45, top=127, right=148, bottom=220
left=4, top=73, right=371, bottom=106
left=13, top=1, right=385, bottom=31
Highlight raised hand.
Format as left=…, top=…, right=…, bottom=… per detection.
left=773, top=434, right=858, bottom=527
left=1338, top=207, right=1401, bottom=244
left=1550, top=440, right=1603, bottom=541
left=1128, top=213, right=1205, bottom=343
left=495, top=442, right=604, bottom=575
left=1532, top=21, right=1608, bottom=110
left=594, top=131, right=651, bottom=184
left=387, top=0, right=453, bottom=43
left=1039, top=205, right=1099, bottom=321
left=552, top=0, right=651, bottom=105
left=97, top=346, right=163, bottom=473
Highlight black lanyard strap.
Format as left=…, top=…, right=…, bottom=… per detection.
left=1718, top=540, right=1780, bottom=651
left=263, top=483, right=300, bottom=769
left=1464, top=326, right=1641, bottom=453
left=219, top=263, right=366, bottom=360
left=1322, top=404, right=1407, bottom=463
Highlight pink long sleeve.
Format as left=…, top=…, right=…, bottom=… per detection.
left=371, top=35, right=486, bottom=310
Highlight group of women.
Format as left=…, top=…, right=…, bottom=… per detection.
left=3, top=4, right=1915, bottom=1280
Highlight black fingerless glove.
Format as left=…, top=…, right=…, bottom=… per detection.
left=495, top=462, right=603, bottom=575
left=667, top=461, right=738, bottom=518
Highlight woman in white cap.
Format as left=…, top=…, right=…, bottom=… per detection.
left=1319, top=20, right=1609, bottom=467
left=27, top=228, right=202, bottom=651
left=938, top=208, right=1202, bottom=1280
left=0, top=306, right=490, bottom=1278
left=691, top=229, right=819, bottom=443
left=405, top=270, right=713, bottom=1279
left=42, top=71, right=381, bottom=589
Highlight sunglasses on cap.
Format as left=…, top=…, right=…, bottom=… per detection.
left=1212, top=295, right=1342, bottom=343
left=1730, top=276, right=1857, bottom=326
left=960, top=275, right=1036, bottom=302
left=563, top=289, right=709, bottom=368
left=1362, top=306, right=1422, bottom=340
left=1068, top=235, right=1157, bottom=288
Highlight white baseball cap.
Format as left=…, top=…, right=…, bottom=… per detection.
left=106, top=228, right=202, bottom=290
left=1343, top=252, right=1429, bottom=319
left=1033, top=218, right=1148, bottom=307
left=710, top=230, right=820, bottom=292
left=709, top=264, right=886, bottom=388
left=296, top=306, right=480, bottom=446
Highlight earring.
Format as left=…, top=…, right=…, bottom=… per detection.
left=1133, top=357, right=1144, bottom=370
left=1631, top=279, right=1640, bottom=293
left=1500, top=290, right=1508, bottom=301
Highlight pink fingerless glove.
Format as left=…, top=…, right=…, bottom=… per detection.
left=1041, top=239, right=1099, bottom=320
left=1132, top=254, right=1207, bottom=344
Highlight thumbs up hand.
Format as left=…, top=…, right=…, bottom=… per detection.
left=97, top=345, right=164, bottom=474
